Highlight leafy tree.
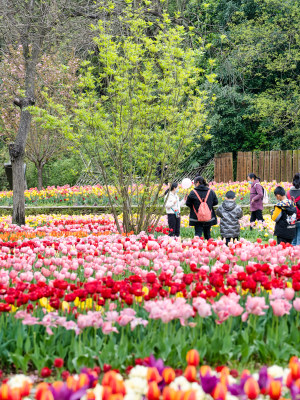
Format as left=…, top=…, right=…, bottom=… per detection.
left=0, top=0, right=100, bottom=224
left=0, top=46, right=79, bottom=189
left=32, top=2, right=213, bottom=233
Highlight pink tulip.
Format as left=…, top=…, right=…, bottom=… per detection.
left=293, top=298, right=300, bottom=312
left=284, top=288, right=295, bottom=301
left=270, top=299, right=292, bottom=316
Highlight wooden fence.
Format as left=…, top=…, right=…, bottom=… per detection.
left=214, top=153, right=233, bottom=183
left=214, top=150, right=300, bottom=182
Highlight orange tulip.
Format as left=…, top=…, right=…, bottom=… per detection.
left=289, top=357, right=299, bottom=368
left=20, top=381, right=32, bottom=397
left=291, top=362, right=300, bottom=380
left=110, top=380, right=126, bottom=396
left=186, top=350, right=200, bottom=366
left=162, top=368, right=176, bottom=384
left=212, top=383, right=227, bottom=400
left=35, top=383, right=49, bottom=400
left=108, top=395, right=123, bottom=400
left=39, top=390, right=54, bottom=400
left=78, top=374, right=90, bottom=389
left=286, top=372, right=293, bottom=388
left=268, top=380, right=282, bottom=400
left=244, top=377, right=260, bottom=400
left=183, top=390, right=197, bottom=400
left=147, top=382, right=161, bottom=400
left=241, top=370, right=251, bottom=379
left=8, top=388, right=21, bottom=400
left=102, top=387, right=113, bottom=400
left=147, top=368, right=162, bottom=383
left=0, top=384, right=11, bottom=400
left=102, top=372, right=118, bottom=387
left=199, top=366, right=211, bottom=376
left=86, top=392, right=96, bottom=400
left=184, top=366, right=197, bottom=382
left=174, top=391, right=185, bottom=400
left=163, top=387, right=176, bottom=400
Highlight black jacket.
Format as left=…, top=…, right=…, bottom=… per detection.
left=272, top=199, right=296, bottom=240
left=186, top=185, right=218, bottom=226
left=216, top=200, right=243, bottom=238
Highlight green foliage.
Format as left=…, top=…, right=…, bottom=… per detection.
left=31, top=2, right=212, bottom=233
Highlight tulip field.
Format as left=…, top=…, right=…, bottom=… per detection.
left=0, top=181, right=292, bottom=207
left=1, top=182, right=300, bottom=400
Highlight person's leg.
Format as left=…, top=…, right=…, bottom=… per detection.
left=225, top=237, right=231, bottom=246
left=203, top=226, right=211, bottom=240
left=194, top=225, right=203, bottom=237
left=277, top=237, right=287, bottom=245
left=256, top=209, right=264, bottom=222
left=250, top=211, right=256, bottom=230
left=292, top=226, right=300, bottom=246
left=168, top=214, right=176, bottom=237
left=175, top=217, right=181, bottom=237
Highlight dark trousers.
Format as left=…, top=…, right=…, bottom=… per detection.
left=222, top=237, right=239, bottom=246
left=250, top=210, right=264, bottom=223
left=250, top=210, right=264, bottom=230
left=194, top=225, right=211, bottom=240
left=277, top=236, right=293, bottom=245
left=168, top=214, right=180, bottom=237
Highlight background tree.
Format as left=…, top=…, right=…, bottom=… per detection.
left=0, top=0, right=99, bottom=224
left=32, top=3, right=213, bottom=233
left=0, top=46, right=79, bottom=189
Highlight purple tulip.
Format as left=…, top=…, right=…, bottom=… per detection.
left=200, top=373, right=218, bottom=394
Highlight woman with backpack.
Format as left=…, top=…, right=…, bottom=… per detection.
left=185, top=176, right=218, bottom=239
left=287, top=173, right=300, bottom=246
left=247, top=173, right=264, bottom=227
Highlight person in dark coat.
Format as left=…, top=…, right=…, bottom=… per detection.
left=216, top=190, right=243, bottom=245
left=185, top=176, right=218, bottom=239
left=271, top=186, right=296, bottom=245
left=287, top=173, right=300, bottom=246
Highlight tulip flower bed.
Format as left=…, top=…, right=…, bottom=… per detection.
left=2, top=352, right=300, bottom=400
left=0, top=213, right=300, bottom=375
left=0, top=181, right=292, bottom=207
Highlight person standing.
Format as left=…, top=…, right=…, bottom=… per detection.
left=216, top=190, right=243, bottom=245
left=186, top=176, right=218, bottom=239
left=165, top=182, right=186, bottom=237
left=247, top=173, right=264, bottom=227
left=287, top=173, right=300, bottom=246
left=271, top=186, right=296, bottom=245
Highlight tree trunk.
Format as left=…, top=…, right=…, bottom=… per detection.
left=37, top=163, right=43, bottom=190
left=9, top=107, right=33, bottom=225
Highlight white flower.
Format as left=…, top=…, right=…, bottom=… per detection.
left=170, top=376, right=191, bottom=392
left=267, top=365, right=284, bottom=379
left=227, top=375, right=237, bottom=385
left=129, top=366, right=148, bottom=380
left=8, top=375, right=32, bottom=389
left=226, top=395, right=239, bottom=400
left=91, top=384, right=103, bottom=400
left=125, top=377, right=148, bottom=396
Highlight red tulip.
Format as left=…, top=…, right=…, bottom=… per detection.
left=35, top=383, right=49, bottom=400
left=147, top=382, right=160, bottom=400
left=0, top=384, right=11, bottom=400
left=147, top=368, right=162, bottom=383
left=186, top=350, right=200, bottom=366
left=244, top=377, right=260, bottom=400
left=268, top=380, right=282, bottom=400
left=212, top=383, right=227, bottom=400
left=163, top=387, right=176, bottom=400
left=162, top=368, right=176, bottom=384
left=40, top=367, right=52, bottom=378
left=184, top=366, right=197, bottom=382
left=53, top=358, right=64, bottom=368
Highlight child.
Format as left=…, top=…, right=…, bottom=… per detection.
left=165, top=182, right=186, bottom=237
left=216, top=190, right=243, bottom=245
left=271, top=186, right=296, bottom=244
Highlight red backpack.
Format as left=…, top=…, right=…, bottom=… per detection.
left=287, top=191, right=300, bottom=220
left=193, top=190, right=212, bottom=222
